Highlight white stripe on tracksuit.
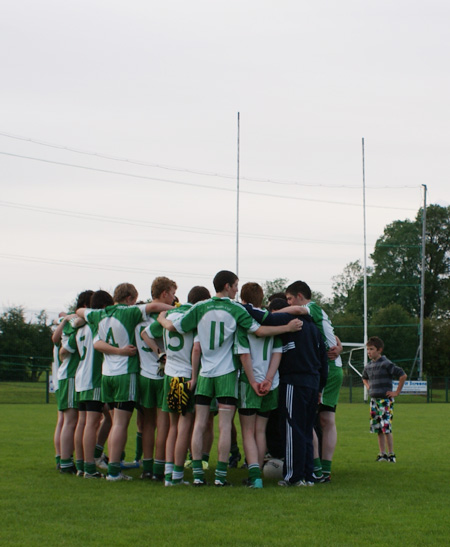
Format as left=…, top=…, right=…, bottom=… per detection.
left=284, top=384, right=294, bottom=481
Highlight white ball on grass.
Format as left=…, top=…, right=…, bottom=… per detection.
left=263, top=458, right=284, bottom=480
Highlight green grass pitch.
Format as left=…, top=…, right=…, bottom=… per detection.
left=1, top=402, right=448, bottom=546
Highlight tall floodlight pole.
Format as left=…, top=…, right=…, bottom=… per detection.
left=362, top=139, right=368, bottom=373
left=236, top=112, right=240, bottom=280
left=419, top=184, right=427, bottom=379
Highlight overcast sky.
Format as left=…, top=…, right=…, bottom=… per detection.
left=1, top=0, right=449, bottom=322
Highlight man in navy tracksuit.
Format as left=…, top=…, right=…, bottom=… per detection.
left=268, top=299, right=328, bottom=486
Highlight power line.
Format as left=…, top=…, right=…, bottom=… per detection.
left=0, top=253, right=209, bottom=279
left=0, top=151, right=418, bottom=212
left=0, top=130, right=420, bottom=190
left=0, top=199, right=367, bottom=246
left=0, top=253, right=334, bottom=288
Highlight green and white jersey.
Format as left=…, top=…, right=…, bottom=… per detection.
left=149, top=304, right=195, bottom=378
left=306, top=301, right=342, bottom=368
left=94, top=304, right=149, bottom=376
left=137, top=314, right=164, bottom=380
left=236, top=329, right=282, bottom=390
left=75, top=320, right=103, bottom=393
left=59, top=322, right=80, bottom=380
left=173, top=297, right=260, bottom=378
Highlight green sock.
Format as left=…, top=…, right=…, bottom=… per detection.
left=215, top=460, right=228, bottom=484
left=108, top=462, right=121, bottom=477
left=313, top=457, right=323, bottom=476
left=153, top=460, right=165, bottom=477
left=248, top=463, right=261, bottom=483
left=94, top=444, right=104, bottom=459
left=76, top=459, right=84, bottom=472
left=192, top=459, right=204, bottom=481
left=143, top=459, right=153, bottom=473
left=55, top=455, right=61, bottom=467
left=322, top=459, right=332, bottom=476
left=60, top=458, right=73, bottom=470
left=135, top=432, right=143, bottom=461
left=84, top=461, right=96, bottom=475
left=202, top=453, right=210, bottom=463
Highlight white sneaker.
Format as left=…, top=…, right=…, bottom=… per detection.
left=95, top=454, right=108, bottom=470
left=106, top=472, right=133, bottom=481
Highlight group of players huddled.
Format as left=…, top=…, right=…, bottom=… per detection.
left=51, top=270, right=343, bottom=487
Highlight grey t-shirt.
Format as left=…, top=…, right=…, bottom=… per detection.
left=362, top=355, right=405, bottom=398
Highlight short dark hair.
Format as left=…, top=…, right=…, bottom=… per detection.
left=76, top=290, right=94, bottom=309
left=367, top=336, right=384, bottom=350
left=240, top=282, right=264, bottom=308
left=286, top=280, right=311, bottom=300
left=187, top=286, right=211, bottom=304
left=268, top=292, right=287, bottom=302
left=90, top=290, right=113, bottom=309
left=268, top=298, right=288, bottom=312
left=213, top=270, right=238, bottom=292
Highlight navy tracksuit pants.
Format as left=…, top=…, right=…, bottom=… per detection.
left=279, top=383, right=318, bottom=483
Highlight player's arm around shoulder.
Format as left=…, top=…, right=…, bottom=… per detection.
left=52, top=313, right=78, bottom=344
left=254, top=317, right=303, bottom=337
left=157, top=311, right=176, bottom=332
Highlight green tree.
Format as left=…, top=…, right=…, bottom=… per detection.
left=0, top=307, right=53, bottom=381
left=262, top=278, right=289, bottom=306
left=333, top=312, right=364, bottom=346
left=423, top=318, right=450, bottom=377
left=369, top=218, right=421, bottom=316
left=369, top=204, right=450, bottom=318
left=331, top=260, right=366, bottom=316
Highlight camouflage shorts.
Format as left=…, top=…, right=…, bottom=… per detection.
left=370, top=397, right=394, bottom=434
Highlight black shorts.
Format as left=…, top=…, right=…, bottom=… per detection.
left=85, top=400, right=104, bottom=413
left=318, top=403, right=337, bottom=413
left=110, top=401, right=135, bottom=413
left=238, top=408, right=270, bottom=418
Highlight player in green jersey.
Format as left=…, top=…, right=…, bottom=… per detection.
left=51, top=312, right=73, bottom=470
left=136, top=276, right=177, bottom=481
left=237, top=282, right=283, bottom=489
left=158, top=270, right=303, bottom=487
left=286, top=281, right=343, bottom=482
left=148, top=285, right=210, bottom=485
left=74, top=290, right=114, bottom=478
left=57, top=290, right=93, bottom=474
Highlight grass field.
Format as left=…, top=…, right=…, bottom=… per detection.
left=1, top=402, right=449, bottom=546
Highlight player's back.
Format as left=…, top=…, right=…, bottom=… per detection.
left=97, top=304, right=148, bottom=376
left=176, top=297, right=259, bottom=378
